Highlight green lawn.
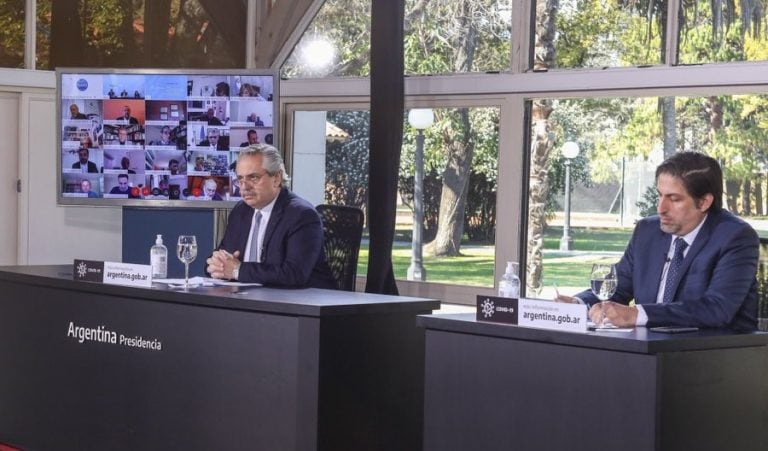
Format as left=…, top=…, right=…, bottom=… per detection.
left=542, top=226, right=632, bottom=252
left=356, top=225, right=633, bottom=288
left=358, top=243, right=495, bottom=287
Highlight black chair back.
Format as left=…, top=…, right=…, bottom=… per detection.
left=316, top=204, right=365, bottom=291
left=758, top=238, right=768, bottom=331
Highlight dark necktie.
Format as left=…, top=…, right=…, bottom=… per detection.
left=248, top=211, right=262, bottom=262
left=662, top=237, right=688, bottom=304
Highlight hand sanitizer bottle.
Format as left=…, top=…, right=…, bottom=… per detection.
left=498, top=261, right=520, bottom=298
left=150, top=234, right=168, bottom=279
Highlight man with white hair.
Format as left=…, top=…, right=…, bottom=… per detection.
left=203, top=178, right=222, bottom=201
left=206, top=144, right=336, bottom=288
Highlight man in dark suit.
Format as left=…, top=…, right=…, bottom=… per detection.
left=117, top=156, right=136, bottom=174
left=560, top=152, right=758, bottom=331
left=198, top=128, right=228, bottom=150
left=239, top=129, right=259, bottom=147
left=116, top=105, right=139, bottom=124
left=204, top=107, right=223, bottom=126
left=149, top=125, right=175, bottom=146
left=203, top=178, right=223, bottom=201
left=72, top=147, right=98, bottom=173
left=206, top=144, right=336, bottom=289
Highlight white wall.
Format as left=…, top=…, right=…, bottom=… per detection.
left=1, top=69, right=123, bottom=265
left=290, top=111, right=327, bottom=206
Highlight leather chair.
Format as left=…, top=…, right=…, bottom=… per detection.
left=758, top=238, right=768, bottom=331
left=316, top=204, right=365, bottom=291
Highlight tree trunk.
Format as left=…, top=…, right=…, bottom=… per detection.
left=117, top=0, right=137, bottom=67
left=431, top=109, right=474, bottom=256
left=50, top=0, right=84, bottom=68
left=743, top=179, right=752, bottom=215
left=657, top=0, right=676, bottom=159
left=527, top=99, right=554, bottom=294
left=756, top=175, right=764, bottom=216
left=704, top=95, right=735, bottom=211
left=726, top=179, right=740, bottom=213
left=661, top=97, right=677, bottom=158
left=145, top=0, right=173, bottom=67
left=526, top=0, right=558, bottom=294
left=430, top=0, right=477, bottom=256
left=197, top=0, right=246, bottom=62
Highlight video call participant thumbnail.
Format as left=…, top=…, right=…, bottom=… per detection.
left=72, top=148, right=99, bottom=173
left=240, top=129, right=259, bottom=146
left=117, top=156, right=136, bottom=174
left=199, top=128, right=228, bottom=151
left=80, top=179, right=99, bottom=198
left=117, top=127, right=131, bottom=145
left=215, top=82, right=230, bottom=97
left=149, top=126, right=175, bottom=146
left=69, top=104, right=87, bottom=120
left=168, top=158, right=183, bottom=175
left=116, top=105, right=140, bottom=125
left=204, top=108, right=224, bottom=126
left=108, top=174, right=140, bottom=198
left=203, top=178, right=223, bottom=201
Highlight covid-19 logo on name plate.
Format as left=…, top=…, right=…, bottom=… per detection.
left=481, top=298, right=495, bottom=318
left=76, top=261, right=88, bottom=278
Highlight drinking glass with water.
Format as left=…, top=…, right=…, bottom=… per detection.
left=590, top=263, right=617, bottom=328
left=177, top=235, right=198, bottom=289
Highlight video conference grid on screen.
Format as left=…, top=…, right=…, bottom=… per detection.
left=59, top=71, right=275, bottom=204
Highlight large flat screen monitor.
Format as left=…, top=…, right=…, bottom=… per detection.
left=57, top=68, right=277, bottom=207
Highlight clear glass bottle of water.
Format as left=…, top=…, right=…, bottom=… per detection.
left=498, top=261, right=520, bottom=298
left=150, top=234, right=168, bottom=279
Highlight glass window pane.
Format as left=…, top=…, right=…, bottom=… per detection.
left=678, top=1, right=768, bottom=65
left=535, top=0, right=665, bottom=70
left=526, top=94, right=768, bottom=298
left=281, top=0, right=372, bottom=78
left=291, top=106, right=499, bottom=288
left=403, top=0, right=512, bottom=75
left=398, top=106, right=499, bottom=287
left=292, top=109, right=372, bottom=273
left=36, top=1, right=50, bottom=69
left=282, top=0, right=512, bottom=79
left=0, top=0, right=25, bottom=69
left=36, top=0, right=244, bottom=70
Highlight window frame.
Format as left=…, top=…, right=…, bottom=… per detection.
left=8, top=0, right=768, bottom=303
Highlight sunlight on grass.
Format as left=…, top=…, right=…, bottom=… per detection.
left=359, top=244, right=496, bottom=287
left=356, top=226, right=632, bottom=288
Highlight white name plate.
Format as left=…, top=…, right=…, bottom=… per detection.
left=103, top=261, right=152, bottom=287
left=74, top=259, right=153, bottom=287
left=517, top=298, right=588, bottom=333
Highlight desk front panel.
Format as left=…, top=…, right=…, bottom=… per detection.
left=0, top=278, right=319, bottom=451
left=423, top=328, right=658, bottom=451
left=422, top=314, right=768, bottom=451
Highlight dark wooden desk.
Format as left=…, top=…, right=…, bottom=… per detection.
left=419, top=313, right=768, bottom=451
left=0, top=265, right=439, bottom=451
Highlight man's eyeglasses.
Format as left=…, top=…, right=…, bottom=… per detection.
left=236, top=171, right=271, bottom=185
